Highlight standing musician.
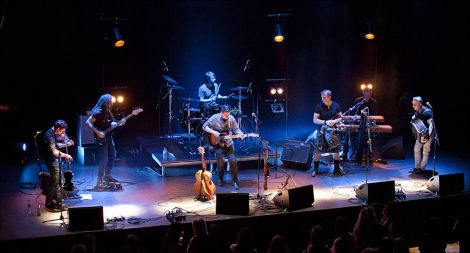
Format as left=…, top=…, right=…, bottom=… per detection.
left=43, top=120, right=74, bottom=211
left=409, top=96, right=434, bottom=174
left=86, top=94, right=126, bottom=188
left=311, top=89, right=344, bottom=177
left=198, top=71, right=229, bottom=116
left=202, top=104, right=244, bottom=190
left=348, top=85, right=379, bottom=164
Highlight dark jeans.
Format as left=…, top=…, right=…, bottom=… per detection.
left=45, top=159, right=61, bottom=205
left=215, top=145, right=238, bottom=183
left=97, top=136, right=116, bottom=180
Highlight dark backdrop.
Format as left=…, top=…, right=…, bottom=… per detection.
left=1, top=0, right=469, bottom=161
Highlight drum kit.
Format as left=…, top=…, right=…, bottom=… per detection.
left=161, top=75, right=252, bottom=142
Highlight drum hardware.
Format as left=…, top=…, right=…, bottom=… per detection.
left=162, top=76, right=185, bottom=138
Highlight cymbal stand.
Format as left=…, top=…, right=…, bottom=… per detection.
left=364, top=108, right=372, bottom=184
left=168, top=87, right=174, bottom=138
left=237, top=90, right=243, bottom=128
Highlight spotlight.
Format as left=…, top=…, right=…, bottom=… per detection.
left=277, top=87, right=284, bottom=95
left=269, top=86, right=285, bottom=96
left=270, top=88, right=277, bottom=95
left=364, top=22, right=375, bottom=40
left=360, top=83, right=373, bottom=90
left=274, top=23, right=285, bottom=43
left=112, top=96, right=116, bottom=103
left=117, top=95, right=124, bottom=103
left=113, top=26, right=125, bottom=47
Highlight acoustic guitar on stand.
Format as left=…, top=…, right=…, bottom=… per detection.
left=194, top=147, right=216, bottom=200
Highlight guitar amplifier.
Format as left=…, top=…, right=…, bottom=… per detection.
left=77, top=115, right=95, bottom=146
left=281, top=140, right=313, bottom=169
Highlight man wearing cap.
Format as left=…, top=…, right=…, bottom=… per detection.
left=203, top=104, right=244, bottom=190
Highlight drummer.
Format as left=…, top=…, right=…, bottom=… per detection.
left=198, top=71, right=229, bottom=116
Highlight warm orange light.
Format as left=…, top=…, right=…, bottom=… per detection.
left=365, top=33, right=375, bottom=40
left=274, top=35, right=284, bottom=43
left=270, top=88, right=277, bottom=95
left=360, top=83, right=373, bottom=90
left=115, top=40, right=125, bottom=47
left=277, top=88, right=284, bottom=94
left=117, top=95, right=124, bottom=103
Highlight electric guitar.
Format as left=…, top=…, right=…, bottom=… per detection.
left=193, top=146, right=216, bottom=200
left=95, top=107, right=143, bottom=146
left=208, top=132, right=259, bottom=147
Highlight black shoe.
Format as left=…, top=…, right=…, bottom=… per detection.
left=409, top=168, right=419, bottom=173
left=45, top=204, right=60, bottom=212
left=233, top=182, right=239, bottom=190
left=216, top=181, right=224, bottom=186
left=105, top=175, right=119, bottom=183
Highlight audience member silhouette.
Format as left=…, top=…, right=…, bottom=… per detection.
left=230, top=227, right=257, bottom=253
left=331, top=216, right=356, bottom=253
left=208, top=223, right=231, bottom=253
left=161, top=222, right=185, bottom=253
left=303, top=225, right=331, bottom=253
left=353, top=206, right=386, bottom=251
left=80, top=234, right=96, bottom=253
left=267, top=235, right=289, bottom=253
left=187, top=218, right=210, bottom=253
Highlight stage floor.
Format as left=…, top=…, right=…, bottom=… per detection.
left=1, top=149, right=469, bottom=243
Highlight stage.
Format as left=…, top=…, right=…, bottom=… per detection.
left=1, top=147, right=468, bottom=252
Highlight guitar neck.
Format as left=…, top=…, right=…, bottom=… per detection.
left=103, top=114, right=135, bottom=135
left=201, top=154, right=206, bottom=172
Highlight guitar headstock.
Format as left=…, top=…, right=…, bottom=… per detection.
left=247, top=133, right=259, bottom=138
left=197, top=146, right=205, bottom=155
left=132, top=107, right=143, bottom=115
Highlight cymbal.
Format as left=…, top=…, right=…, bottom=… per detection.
left=177, top=97, right=201, bottom=102
left=231, top=95, right=248, bottom=100
left=230, top=86, right=249, bottom=91
left=183, top=108, right=201, bottom=112
left=162, top=75, right=178, bottom=85
left=163, top=84, right=185, bottom=90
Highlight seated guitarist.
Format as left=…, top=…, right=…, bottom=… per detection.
left=86, top=94, right=126, bottom=188
left=409, top=96, right=434, bottom=174
left=202, top=104, right=244, bottom=190
left=311, top=89, right=344, bottom=177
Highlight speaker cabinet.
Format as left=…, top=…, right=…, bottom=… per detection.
left=68, top=206, right=104, bottom=231
left=426, top=173, right=464, bottom=195
left=273, top=184, right=314, bottom=210
left=216, top=193, right=249, bottom=215
left=356, top=181, right=396, bottom=204
left=77, top=145, right=98, bottom=165
left=78, top=115, right=95, bottom=146
left=281, top=140, right=313, bottom=169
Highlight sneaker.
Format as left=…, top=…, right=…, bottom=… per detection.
left=105, top=175, right=119, bottom=183
left=311, top=170, right=317, bottom=177
left=335, top=167, right=346, bottom=175
left=216, top=181, right=224, bottom=186
left=45, top=203, right=60, bottom=212
left=233, top=182, right=239, bottom=190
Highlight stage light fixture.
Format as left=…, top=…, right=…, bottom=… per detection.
left=117, top=95, right=124, bottom=103
left=269, top=86, right=285, bottom=96
left=365, top=22, right=375, bottom=40
left=113, top=26, right=125, bottom=47
left=274, top=23, right=285, bottom=43
left=360, top=83, right=373, bottom=90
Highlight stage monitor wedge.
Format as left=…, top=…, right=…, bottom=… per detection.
left=273, top=184, right=314, bottom=210
left=426, top=173, right=465, bottom=195
left=355, top=180, right=396, bottom=204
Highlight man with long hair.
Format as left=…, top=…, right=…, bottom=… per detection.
left=86, top=94, right=126, bottom=188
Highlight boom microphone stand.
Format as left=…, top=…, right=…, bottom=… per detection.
left=253, top=113, right=263, bottom=199
left=363, top=107, right=372, bottom=184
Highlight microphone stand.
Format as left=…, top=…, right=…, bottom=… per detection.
left=253, top=115, right=263, bottom=199
left=33, top=131, right=44, bottom=189
left=429, top=106, right=440, bottom=176
left=364, top=108, right=372, bottom=184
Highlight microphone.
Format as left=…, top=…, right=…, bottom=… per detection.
left=360, top=107, right=369, bottom=114
left=426, top=102, right=433, bottom=109
left=36, top=130, right=42, bottom=134
left=243, top=59, right=250, bottom=71
left=163, top=60, right=169, bottom=72
left=247, top=81, right=253, bottom=94
left=252, top=112, right=257, bottom=119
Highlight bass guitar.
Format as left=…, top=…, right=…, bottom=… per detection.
left=193, top=146, right=216, bottom=200
left=208, top=132, right=259, bottom=148
left=95, top=107, right=143, bottom=146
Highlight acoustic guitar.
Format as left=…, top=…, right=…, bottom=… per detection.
left=208, top=132, right=259, bottom=148
left=193, top=147, right=216, bottom=200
